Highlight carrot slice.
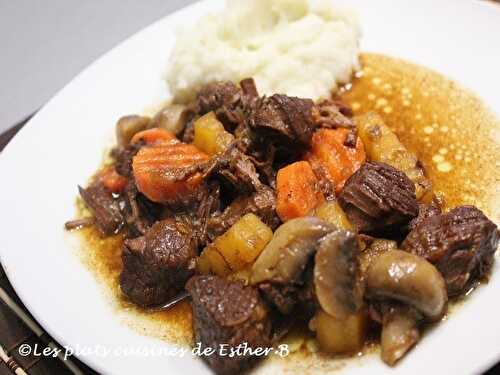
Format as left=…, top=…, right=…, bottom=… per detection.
left=130, top=127, right=179, bottom=146
left=133, top=142, right=208, bottom=203
left=306, top=128, right=365, bottom=193
left=276, top=161, right=325, bottom=222
left=99, top=166, right=128, bottom=193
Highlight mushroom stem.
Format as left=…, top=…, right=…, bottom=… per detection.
left=381, top=307, right=420, bottom=366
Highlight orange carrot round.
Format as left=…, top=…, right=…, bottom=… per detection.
left=306, top=128, right=365, bottom=193
left=99, top=167, right=128, bottom=193
left=276, top=161, right=325, bottom=222
left=130, top=127, right=179, bottom=146
left=133, top=142, right=208, bottom=203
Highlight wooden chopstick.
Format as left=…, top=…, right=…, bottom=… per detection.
left=0, top=344, right=28, bottom=375
left=0, top=285, right=84, bottom=375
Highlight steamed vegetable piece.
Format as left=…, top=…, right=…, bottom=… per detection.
left=312, top=201, right=353, bottom=231
left=355, top=112, right=432, bottom=201
left=306, top=128, right=365, bottom=193
left=310, top=309, right=367, bottom=354
left=99, top=166, right=127, bottom=193
left=116, top=115, right=151, bottom=146
left=250, top=217, right=333, bottom=284
left=132, top=140, right=208, bottom=203
left=193, top=112, right=234, bottom=155
left=276, top=161, right=325, bottom=222
left=198, top=213, right=273, bottom=276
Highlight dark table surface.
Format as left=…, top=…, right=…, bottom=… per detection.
left=1, top=119, right=499, bottom=375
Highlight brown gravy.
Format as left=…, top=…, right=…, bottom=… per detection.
left=71, top=52, right=500, bottom=370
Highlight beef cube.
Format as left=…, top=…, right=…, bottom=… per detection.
left=186, top=276, right=271, bottom=375
left=120, top=219, right=197, bottom=306
left=249, top=94, right=315, bottom=148
left=78, top=182, right=124, bottom=236
left=402, top=205, right=499, bottom=296
left=339, top=162, right=418, bottom=233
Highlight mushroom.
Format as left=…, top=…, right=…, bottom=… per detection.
left=250, top=217, right=333, bottom=285
left=380, top=305, right=420, bottom=366
left=116, top=115, right=151, bottom=146
left=314, top=229, right=363, bottom=319
left=150, top=104, right=188, bottom=136
left=365, top=250, right=447, bottom=322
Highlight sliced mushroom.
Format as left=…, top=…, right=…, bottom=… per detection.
left=116, top=115, right=151, bottom=146
left=359, top=238, right=397, bottom=275
left=151, top=104, right=188, bottom=136
left=250, top=217, right=333, bottom=285
left=314, top=230, right=363, bottom=319
left=380, top=306, right=420, bottom=366
left=366, top=250, right=447, bottom=321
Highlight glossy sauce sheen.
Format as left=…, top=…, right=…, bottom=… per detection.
left=73, top=53, right=500, bottom=371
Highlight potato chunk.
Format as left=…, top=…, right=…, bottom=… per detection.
left=310, top=309, right=367, bottom=354
left=193, top=112, right=234, bottom=155
left=198, top=213, right=273, bottom=276
left=313, top=201, right=353, bottom=231
left=356, top=112, right=432, bottom=201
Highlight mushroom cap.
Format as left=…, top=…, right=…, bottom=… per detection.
left=314, top=230, right=363, bottom=319
left=366, top=250, right=447, bottom=321
left=250, top=217, right=333, bottom=285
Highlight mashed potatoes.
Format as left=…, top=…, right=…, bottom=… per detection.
left=166, top=0, right=361, bottom=102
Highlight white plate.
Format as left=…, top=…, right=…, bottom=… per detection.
left=1, top=1, right=500, bottom=374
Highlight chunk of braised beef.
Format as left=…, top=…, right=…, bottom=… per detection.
left=207, top=186, right=280, bottom=241
left=402, top=205, right=499, bottom=296
left=249, top=94, right=315, bottom=148
left=78, top=182, right=124, bottom=236
left=339, top=162, right=418, bottom=233
left=408, top=201, right=442, bottom=232
left=186, top=275, right=271, bottom=375
left=120, top=219, right=197, bottom=307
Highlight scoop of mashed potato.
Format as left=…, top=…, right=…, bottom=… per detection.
left=166, top=0, right=361, bottom=102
